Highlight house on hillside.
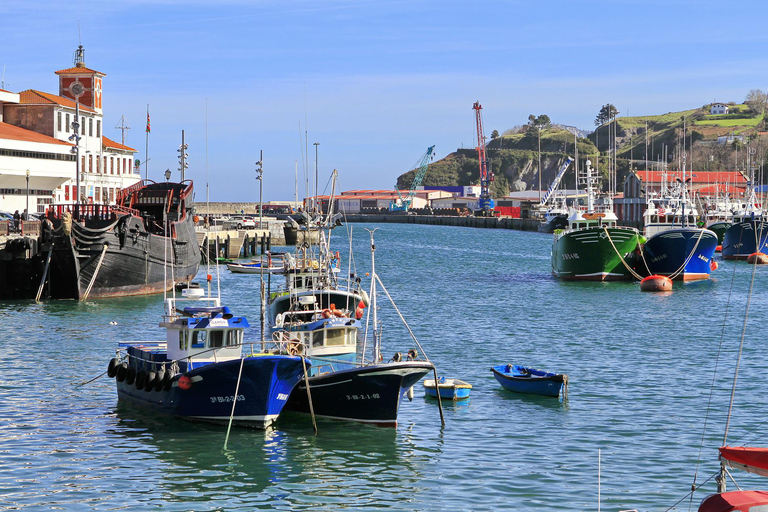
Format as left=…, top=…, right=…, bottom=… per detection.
left=710, top=104, right=729, bottom=115
left=615, top=169, right=748, bottom=223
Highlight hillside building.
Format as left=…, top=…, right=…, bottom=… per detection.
left=710, top=104, right=729, bottom=115
left=0, top=46, right=139, bottom=214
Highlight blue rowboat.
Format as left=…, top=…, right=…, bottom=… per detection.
left=423, top=377, right=472, bottom=400
left=490, top=364, right=568, bottom=398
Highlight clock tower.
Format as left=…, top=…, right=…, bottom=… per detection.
left=55, top=45, right=105, bottom=113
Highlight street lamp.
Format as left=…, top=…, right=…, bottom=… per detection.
left=25, top=169, right=30, bottom=218
left=164, top=168, right=171, bottom=181
left=255, top=150, right=263, bottom=226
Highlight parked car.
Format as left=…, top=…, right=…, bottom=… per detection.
left=228, top=215, right=256, bottom=229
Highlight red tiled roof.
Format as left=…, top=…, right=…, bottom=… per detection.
left=18, top=89, right=95, bottom=113
left=0, top=88, right=11, bottom=93
left=0, top=122, right=72, bottom=146
left=632, top=170, right=747, bottom=184
left=55, top=65, right=105, bottom=76
left=694, top=184, right=745, bottom=195
left=103, top=136, right=136, bottom=152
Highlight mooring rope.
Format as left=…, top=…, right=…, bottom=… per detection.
left=602, top=226, right=645, bottom=281
left=82, top=244, right=109, bottom=301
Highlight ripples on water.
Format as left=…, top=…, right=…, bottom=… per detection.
left=1, top=223, right=767, bottom=510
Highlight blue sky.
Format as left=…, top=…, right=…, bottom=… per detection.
left=3, top=0, right=768, bottom=201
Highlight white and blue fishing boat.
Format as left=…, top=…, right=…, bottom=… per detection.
left=423, top=377, right=472, bottom=400
left=268, top=190, right=435, bottom=425
left=641, top=166, right=718, bottom=280
left=722, top=184, right=768, bottom=260
left=491, top=364, right=568, bottom=398
left=107, top=285, right=308, bottom=428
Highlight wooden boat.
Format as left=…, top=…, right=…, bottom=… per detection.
left=423, top=377, right=472, bottom=400
left=227, top=262, right=283, bottom=274
left=490, top=364, right=568, bottom=398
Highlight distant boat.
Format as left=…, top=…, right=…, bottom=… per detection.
left=490, top=364, right=568, bottom=398
left=423, top=377, right=472, bottom=400
left=107, top=286, right=308, bottom=428
left=551, top=159, right=642, bottom=281
left=722, top=187, right=768, bottom=260
left=536, top=157, right=573, bottom=233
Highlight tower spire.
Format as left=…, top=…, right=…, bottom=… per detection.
left=74, top=45, right=85, bottom=68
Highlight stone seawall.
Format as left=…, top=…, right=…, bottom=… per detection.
left=344, top=214, right=542, bottom=230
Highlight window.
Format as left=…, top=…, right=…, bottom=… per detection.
left=226, top=330, right=241, bottom=347
left=95, top=187, right=100, bottom=202
left=191, top=330, right=206, bottom=348
left=57, top=112, right=62, bottom=132
left=209, top=331, right=224, bottom=348
left=89, top=118, right=93, bottom=136
left=65, top=114, right=70, bottom=133
left=81, top=116, right=85, bottom=135
left=88, top=155, right=92, bottom=173
left=110, top=157, right=114, bottom=174
left=96, top=120, right=100, bottom=137
left=312, top=331, right=323, bottom=347
left=325, top=329, right=346, bottom=347
left=96, top=156, right=100, bottom=173
left=178, top=330, right=188, bottom=350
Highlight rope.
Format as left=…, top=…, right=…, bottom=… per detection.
left=301, top=356, right=317, bottom=434
left=82, top=244, right=109, bottom=301
left=74, top=369, right=108, bottom=388
left=374, top=274, right=430, bottom=361
left=35, top=247, right=53, bottom=302
left=602, top=226, right=645, bottom=280
left=224, top=355, right=246, bottom=449
left=667, top=229, right=705, bottom=280
left=430, top=365, right=445, bottom=427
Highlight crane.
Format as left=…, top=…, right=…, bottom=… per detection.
left=389, top=145, right=435, bottom=212
left=473, top=101, right=495, bottom=215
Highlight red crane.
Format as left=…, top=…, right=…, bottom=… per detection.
left=473, top=101, right=495, bottom=213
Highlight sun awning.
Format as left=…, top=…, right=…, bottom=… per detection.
left=720, top=446, right=768, bottom=477
left=0, top=174, right=70, bottom=190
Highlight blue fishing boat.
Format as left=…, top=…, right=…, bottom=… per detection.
left=721, top=209, right=768, bottom=261
left=107, top=286, right=308, bottom=428
left=491, top=364, right=568, bottom=398
left=424, top=377, right=472, bottom=400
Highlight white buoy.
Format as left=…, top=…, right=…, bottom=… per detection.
left=640, top=275, right=673, bottom=292
left=406, top=386, right=414, bottom=401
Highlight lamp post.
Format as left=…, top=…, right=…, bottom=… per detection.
left=164, top=168, right=171, bottom=182
left=255, top=150, right=264, bottom=348
left=255, top=150, right=264, bottom=228
left=25, top=169, right=30, bottom=217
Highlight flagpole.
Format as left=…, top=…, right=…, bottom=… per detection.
left=145, top=104, right=150, bottom=181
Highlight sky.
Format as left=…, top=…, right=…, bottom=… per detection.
left=3, top=0, right=768, bottom=202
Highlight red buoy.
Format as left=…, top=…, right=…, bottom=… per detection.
left=710, top=259, right=719, bottom=271
left=178, top=375, right=192, bottom=390
left=747, top=252, right=768, bottom=265
left=640, top=275, right=673, bottom=292
left=715, top=245, right=722, bottom=253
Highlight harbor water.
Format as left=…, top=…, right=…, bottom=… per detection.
left=2, top=223, right=768, bottom=511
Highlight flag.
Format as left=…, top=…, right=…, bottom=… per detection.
left=146, top=108, right=151, bottom=133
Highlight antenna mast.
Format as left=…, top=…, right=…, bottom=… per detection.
left=115, top=116, right=131, bottom=146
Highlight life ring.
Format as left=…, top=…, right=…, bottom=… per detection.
left=332, top=309, right=346, bottom=318
left=178, top=375, right=192, bottom=390
left=321, top=308, right=332, bottom=318
left=355, top=302, right=366, bottom=320
left=193, top=215, right=200, bottom=224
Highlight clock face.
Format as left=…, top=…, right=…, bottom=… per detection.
left=70, top=82, right=84, bottom=98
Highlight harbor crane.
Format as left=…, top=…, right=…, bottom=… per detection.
left=389, top=145, right=435, bottom=212
left=473, top=101, right=495, bottom=215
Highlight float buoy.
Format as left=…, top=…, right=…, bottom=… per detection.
left=116, top=362, right=128, bottom=382
left=355, top=302, right=366, bottom=320
left=125, top=366, right=136, bottom=385
left=154, top=369, right=166, bottom=392
left=747, top=252, right=768, bottom=265
left=107, top=358, right=120, bottom=378
left=178, top=375, right=192, bottom=390
left=144, top=371, right=156, bottom=392
left=715, top=245, right=723, bottom=253
left=640, top=275, right=673, bottom=292
left=711, top=259, right=719, bottom=271
left=321, top=308, right=332, bottom=319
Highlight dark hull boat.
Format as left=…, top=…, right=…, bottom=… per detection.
left=491, top=364, right=568, bottom=398
left=642, top=227, right=718, bottom=280
left=285, top=361, right=433, bottom=425
left=722, top=219, right=768, bottom=260
left=46, top=181, right=200, bottom=299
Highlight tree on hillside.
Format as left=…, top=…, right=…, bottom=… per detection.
left=491, top=129, right=499, bottom=139
left=526, top=114, right=551, bottom=134
left=746, top=89, right=768, bottom=115
left=595, top=104, right=619, bottom=126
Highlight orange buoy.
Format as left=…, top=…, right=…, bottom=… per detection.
left=355, top=302, right=366, bottom=320
left=710, top=259, right=719, bottom=271
left=747, top=252, right=768, bottom=264
left=715, top=245, right=722, bottom=253
left=178, top=375, right=192, bottom=390
left=640, top=275, right=673, bottom=292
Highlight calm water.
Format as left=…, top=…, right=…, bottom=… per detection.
left=1, top=223, right=768, bottom=511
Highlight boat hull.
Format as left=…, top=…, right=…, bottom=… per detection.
left=722, top=220, right=768, bottom=260
left=707, top=221, right=731, bottom=244
left=116, top=355, right=306, bottom=428
left=491, top=364, right=566, bottom=398
left=642, top=227, right=718, bottom=280
left=424, top=379, right=472, bottom=400
left=551, top=226, right=641, bottom=281
left=699, top=490, right=768, bottom=512
left=285, top=361, right=434, bottom=425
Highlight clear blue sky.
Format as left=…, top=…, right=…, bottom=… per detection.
left=3, top=0, right=768, bottom=201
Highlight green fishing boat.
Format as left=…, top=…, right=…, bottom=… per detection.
left=551, top=159, right=643, bottom=281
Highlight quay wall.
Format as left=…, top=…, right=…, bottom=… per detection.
left=342, top=214, right=642, bottom=231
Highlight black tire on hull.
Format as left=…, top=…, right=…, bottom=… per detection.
left=154, top=369, right=166, bottom=392
left=135, top=370, right=146, bottom=390
left=144, top=371, right=156, bottom=392
left=107, top=358, right=120, bottom=378
left=125, top=366, right=136, bottom=385
left=115, top=362, right=128, bottom=382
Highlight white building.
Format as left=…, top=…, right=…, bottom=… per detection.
left=711, top=104, right=729, bottom=115
left=0, top=47, right=139, bottom=214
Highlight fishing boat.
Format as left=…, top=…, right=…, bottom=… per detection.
left=423, top=377, right=472, bottom=400
left=551, top=159, right=643, bottom=281
left=45, top=180, right=200, bottom=299
left=107, top=285, right=308, bottom=428
left=536, top=157, right=574, bottom=233
left=721, top=183, right=768, bottom=260
left=490, top=364, right=568, bottom=398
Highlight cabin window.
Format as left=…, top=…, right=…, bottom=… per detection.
left=226, top=330, right=240, bottom=347
left=178, top=330, right=189, bottom=350
left=312, top=331, right=324, bottom=347
left=326, top=329, right=346, bottom=347
left=192, top=330, right=207, bottom=348
left=209, top=330, right=224, bottom=348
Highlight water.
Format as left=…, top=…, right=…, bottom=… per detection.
left=2, top=223, right=767, bottom=511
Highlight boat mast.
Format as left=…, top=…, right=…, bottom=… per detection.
left=367, top=228, right=380, bottom=364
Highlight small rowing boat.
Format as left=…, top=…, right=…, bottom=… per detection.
left=490, top=364, right=568, bottom=398
left=423, top=377, right=472, bottom=400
